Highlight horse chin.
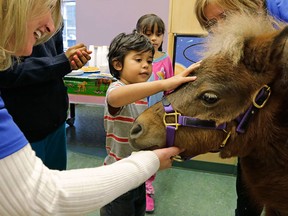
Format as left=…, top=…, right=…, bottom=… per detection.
left=177, top=151, right=200, bottom=160
left=129, top=138, right=164, bottom=151
left=129, top=129, right=166, bottom=150
left=142, top=145, right=161, bottom=151
left=209, top=150, right=220, bottom=153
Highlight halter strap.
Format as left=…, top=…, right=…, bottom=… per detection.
left=236, top=85, right=271, bottom=133
left=163, top=99, right=226, bottom=148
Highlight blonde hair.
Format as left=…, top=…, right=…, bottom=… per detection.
left=0, top=0, right=62, bottom=70
left=202, top=13, right=277, bottom=65
left=195, top=0, right=264, bottom=30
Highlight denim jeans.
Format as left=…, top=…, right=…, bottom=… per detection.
left=100, top=183, right=146, bottom=216
left=30, top=122, right=67, bottom=170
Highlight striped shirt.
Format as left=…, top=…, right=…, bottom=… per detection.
left=103, top=80, right=148, bottom=165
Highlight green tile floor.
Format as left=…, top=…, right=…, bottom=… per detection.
left=66, top=104, right=237, bottom=216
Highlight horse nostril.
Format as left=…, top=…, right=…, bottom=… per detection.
left=130, top=124, right=143, bottom=136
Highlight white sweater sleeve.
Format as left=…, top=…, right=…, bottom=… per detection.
left=0, top=144, right=159, bottom=215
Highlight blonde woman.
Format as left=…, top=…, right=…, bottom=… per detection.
left=0, top=0, right=193, bottom=214
left=194, top=0, right=288, bottom=215
left=195, top=0, right=288, bottom=32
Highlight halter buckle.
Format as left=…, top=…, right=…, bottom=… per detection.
left=252, top=85, right=271, bottom=109
left=163, top=111, right=181, bottom=130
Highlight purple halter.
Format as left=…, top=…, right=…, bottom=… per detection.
left=162, top=85, right=271, bottom=161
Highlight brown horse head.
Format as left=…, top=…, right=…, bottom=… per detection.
left=129, top=14, right=288, bottom=160
left=130, top=13, right=288, bottom=214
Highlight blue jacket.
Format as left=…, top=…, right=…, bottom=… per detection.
left=266, top=0, right=288, bottom=22
left=0, top=30, right=71, bottom=142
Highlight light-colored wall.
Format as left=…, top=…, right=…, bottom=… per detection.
left=76, top=0, right=170, bottom=50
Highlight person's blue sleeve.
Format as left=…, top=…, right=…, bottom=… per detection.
left=266, top=0, right=288, bottom=22
left=0, top=97, right=28, bottom=159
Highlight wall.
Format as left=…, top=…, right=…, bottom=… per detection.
left=167, top=0, right=208, bottom=62
left=76, top=0, right=170, bottom=49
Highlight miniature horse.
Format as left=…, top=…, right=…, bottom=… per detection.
left=129, top=14, right=288, bottom=215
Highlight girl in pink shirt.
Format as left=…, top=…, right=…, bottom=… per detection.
left=136, top=13, right=174, bottom=213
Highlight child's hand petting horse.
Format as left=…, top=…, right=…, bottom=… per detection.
left=162, top=61, right=200, bottom=92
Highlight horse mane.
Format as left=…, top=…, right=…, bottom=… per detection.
left=202, top=13, right=281, bottom=65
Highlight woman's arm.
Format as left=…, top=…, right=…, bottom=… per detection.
left=0, top=144, right=181, bottom=215
left=0, top=145, right=158, bottom=215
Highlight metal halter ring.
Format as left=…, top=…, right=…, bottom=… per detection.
left=171, top=155, right=185, bottom=162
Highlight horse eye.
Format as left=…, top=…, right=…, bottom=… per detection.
left=201, top=93, right=218, bottom=104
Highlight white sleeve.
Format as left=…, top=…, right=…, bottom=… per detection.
left=0, top=144, right=159, bottom=215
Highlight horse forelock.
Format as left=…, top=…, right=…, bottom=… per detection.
left=202, top=13, right=279, bottom=65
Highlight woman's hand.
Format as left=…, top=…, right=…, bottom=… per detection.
left=153, top=147, right=185, bottom=170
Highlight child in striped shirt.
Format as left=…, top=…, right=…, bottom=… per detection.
left=100, top=31, right=198, bottom=216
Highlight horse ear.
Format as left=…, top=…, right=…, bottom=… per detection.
left=243, top=34, right=272, bottom=73
left=269, top=26, right=288, bottom=66
left=269, top=26, right=288, bottom=92
left=243, top=26, right=288, bottom=80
